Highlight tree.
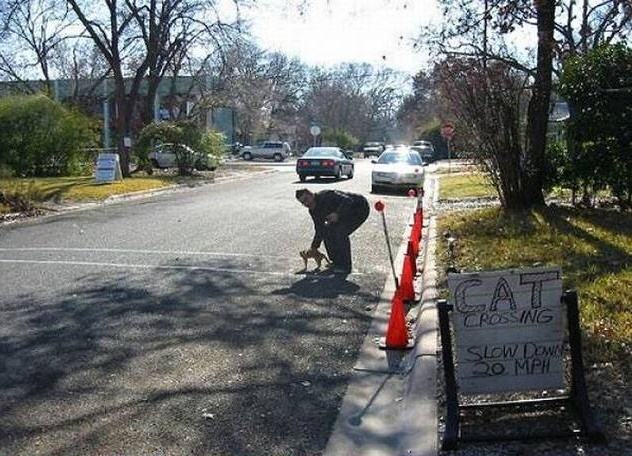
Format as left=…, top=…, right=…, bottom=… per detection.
left=421, top=0, right=632, bottom=209
left=0, top=0, right=73, bottom=89
left=436, top=59, right=533, bottom=209
left=560, top=43, right=632, bottom=209
left=66, top=0, right=242, bottom=177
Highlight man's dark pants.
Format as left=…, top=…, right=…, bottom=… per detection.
left=322, top=202, right=370, bottom=272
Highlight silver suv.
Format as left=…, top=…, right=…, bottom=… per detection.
left=241, top=141, right=291, bottom=161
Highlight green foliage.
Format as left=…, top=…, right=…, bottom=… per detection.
left=322, top=128, right=359, bottom=150
left=559, top=44, right=632, bottom=209
left=0, top=94, right=98, bottom=177
left=134, top=121, right=223, bottom=175
left=199, top=129, right=226, bottom=165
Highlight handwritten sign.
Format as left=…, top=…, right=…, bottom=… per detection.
left=96, top=153, right=123, bottom=183
left=447, top=267, right=564, bottom=394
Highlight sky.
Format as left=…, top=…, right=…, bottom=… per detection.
left=236, top=0, right=441, bottom=75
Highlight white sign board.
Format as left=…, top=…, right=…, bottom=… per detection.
left=95, top=153, right=123, bottom=183
left=310, top=125, right=321, bottom=137
left=448, top=267, right=564, bottom=394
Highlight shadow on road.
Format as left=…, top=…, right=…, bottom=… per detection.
left=272, top=272, right=361, bottom=299
left=0, top=255, right=382, bottom=455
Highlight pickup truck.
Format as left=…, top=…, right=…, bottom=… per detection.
left=241, top=141, right=291, bottom=161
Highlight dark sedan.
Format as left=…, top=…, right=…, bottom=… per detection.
left=296, top=147, right=354, bottom=182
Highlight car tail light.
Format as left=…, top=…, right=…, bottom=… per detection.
left=322, top=160, right=334, bottom=167
left=298, top=160, right=308, bottom=167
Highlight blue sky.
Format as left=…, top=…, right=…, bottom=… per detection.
left=236, top=0, right=439, bottom=75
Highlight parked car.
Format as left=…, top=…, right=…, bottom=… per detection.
left=241, top=141, right=291, bottom=161
left=296, top=147, right=354, bottom=182
left=371, top=147, right=425, bottom=193
left=362, top=142, right=384, bottom=158
left=411, top=141, right=435, bottom=163
left=148, top=143, right=217, bottom=171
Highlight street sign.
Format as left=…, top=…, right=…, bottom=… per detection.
left=441, top=122, right=455, bottom=140
left=309, top=125, right=321, bottom=137
left=95, top=153, right=123, bottom=183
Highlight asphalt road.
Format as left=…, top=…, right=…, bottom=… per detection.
left=0, top=159, right=417, bottom=456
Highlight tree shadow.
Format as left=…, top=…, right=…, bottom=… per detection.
left=536, top=206, right=631, bottom=285
left=0, top=255, right=381, bottom=455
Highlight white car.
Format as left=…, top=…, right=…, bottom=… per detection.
left=371, top=147, right=425, bottom=193
left=148, top=143, right=217, bottom=170
left=241, top=141, right=291, bottom=161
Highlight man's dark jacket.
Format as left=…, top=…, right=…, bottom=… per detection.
left=309, top=190, right=369, bottom=250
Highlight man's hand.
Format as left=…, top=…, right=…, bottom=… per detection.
left=325, top=212, right=339, bottom=224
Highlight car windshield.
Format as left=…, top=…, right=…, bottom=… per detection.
left=377, top=152, right=422, bottom=165
left=303, top=148, right=340, bottom=157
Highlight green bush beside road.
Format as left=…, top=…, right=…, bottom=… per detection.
left=0, top=94, right=98, bottom=177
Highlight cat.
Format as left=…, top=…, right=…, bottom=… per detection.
left=299, top=248, right=331, bottom=270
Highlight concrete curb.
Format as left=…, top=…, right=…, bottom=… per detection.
left=323, top=175, right=441, bottom=456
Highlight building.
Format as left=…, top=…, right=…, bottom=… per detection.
left=0, top=76, right=236, bottom=149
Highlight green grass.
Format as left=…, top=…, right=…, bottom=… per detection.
left=437, top=206, right=632, bottom=370
left=439, top=173, right=496, bottom=199
left=0, top=175, right=186, bottom=207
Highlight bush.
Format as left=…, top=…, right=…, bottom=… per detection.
left=134, top=121, right=224, bottom=175
left=199, top=129, right=226, bottom=167
left=0, top=94, right=98, bottom=177
left=560, top=44, right=632, bottom=209
left=322, top=129, right=359, bottom=150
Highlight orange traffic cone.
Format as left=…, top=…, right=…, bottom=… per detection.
left=406, top=241, right=417, bottom=276
left=410, top=223, right=420, bottom=258
left=400, top=253, right=416, bottom=302
left=384, top=291, right=409, bottom=349
left=415, top=208, right=423, bottom=241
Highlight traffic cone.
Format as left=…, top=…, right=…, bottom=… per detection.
left=384, top=291, right=409, bottom=349
left=415, top=208, right=423, bottom=242
left=406, top=240, right=417, bottom=276
left=410, top=223, right=420, bottom=258
left=399, top=253, right=416, bottom=302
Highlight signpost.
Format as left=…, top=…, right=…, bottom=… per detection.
left=438, top=266, right=604, bottom=449
left=95, top=153, right=123, bottom=183
left=310, top=125, right=321, bottom=146
left=441, top=122, right=455, bottom=173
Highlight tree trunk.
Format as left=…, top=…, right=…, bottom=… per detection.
left=524, top=0, right=556, bottom=206
left=113, top=80, right=131, bottom=177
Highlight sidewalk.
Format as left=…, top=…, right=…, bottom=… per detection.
left=324, top=175, right=441, bottom=456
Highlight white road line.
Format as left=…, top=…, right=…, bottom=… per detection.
left=0, top=259, right=291, bottom=276
left=0, top=258, right=365, bottom=276
left=0, top=247, right=288, bottom=259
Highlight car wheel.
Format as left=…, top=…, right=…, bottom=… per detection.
left=347, top=167, right=354, bottom=179
left=150, top=159, right=160, bottom=169
left=273, top=153, right=283, bottom=162
left=242, top=152, right=252, bottom=160
left=371, top=184, right=380, bottom=193
left=299, top=175, right=306, bottom=182
left=336, top=167, right=342, bottom=179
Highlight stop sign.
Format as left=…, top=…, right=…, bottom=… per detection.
left=441, top=122, right=455, bottom=140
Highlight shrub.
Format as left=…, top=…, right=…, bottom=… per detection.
left=134, top=121, right=224, bottom=175
left=322, top=129, right=359, bottom=151
left=0, top=94, right=98, bottom=177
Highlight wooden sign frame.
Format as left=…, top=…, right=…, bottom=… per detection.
left=438, top=290, right=606, bottom=450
